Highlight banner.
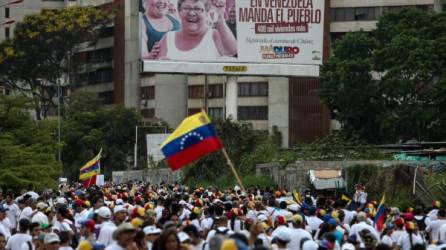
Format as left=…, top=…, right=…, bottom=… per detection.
left=140, top=0, right=324, bottom=69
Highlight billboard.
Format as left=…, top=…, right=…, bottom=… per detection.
left=140, top=0, right=324, bottom=76
left=146, top=133, right=172, bottom=164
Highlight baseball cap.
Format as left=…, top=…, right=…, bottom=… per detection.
left=292, top=214, right=303, bottom=224
left=113, top=205, right=126, bottom=214
left=112, top=223, right=136, bottom=240
left=177, top=232, right=190, bottom=243
left=303, top=240, right=320, bottom=250
left=80, top=219, right=96, bottom=232
left=44, top=233, right=60, bottom=244
left=36, top=202, right=48, bottom=210
left=0, top=204, right=9, bottom=213
left=274, top=227, right=291, bottom=242
left=95, top=206, right=111, bottom=219
left=143, top=225, right=161, bottom=235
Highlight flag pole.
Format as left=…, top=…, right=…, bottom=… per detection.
left=221, top=148, right=245, bottom=191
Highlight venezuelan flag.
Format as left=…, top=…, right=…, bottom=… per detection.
left=374, top=194, right=386, bottom=232
left=79, top=149, right=102, bottom=181
left=161, top=111, right=223, bottom=171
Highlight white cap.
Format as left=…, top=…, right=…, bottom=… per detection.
left=179, top=200, right=187, bottom=206
left=341, top=243, right=356, bottom=250
left=303, top=241, right=319, bottom=250
left=55, top=197, right=67, bottom=206
left=143, top=226, right=161, bottom=235
left=36, top=202, right=48, bottom=210
left=44, top=233, right=60, bottom=244
left=95, top=206, right=111, bottom=219
left=177, top=232, right=190, bottom=243
left=113, top=205, right=126, bottom=214
left=115, top=199, right=124, bottom=205
left=274, top=228, right=291, bottom=242
left=288, top=204, right=300, bottom=212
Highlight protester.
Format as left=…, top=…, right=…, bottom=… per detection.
left=6, top=219, right=31, bottom=250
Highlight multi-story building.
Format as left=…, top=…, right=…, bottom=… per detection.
left=1, top=0, right=444, bottom=147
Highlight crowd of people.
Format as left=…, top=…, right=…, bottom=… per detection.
left=0, top=182, right=445, bottom=250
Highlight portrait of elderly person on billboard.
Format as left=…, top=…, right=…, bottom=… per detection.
left=141, top=0, right=181, bottom=59
left=156, top=0, right=237, bottom=61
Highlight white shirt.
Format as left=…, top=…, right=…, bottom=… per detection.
left=288, top=227, right=313, bottom=250
left=439, top=223, right=446, bottom=243
left=397, top=232, right=424, bottom=250
left=4, top=203, right=20, bottom=229
left=59, top=246, right=74, bottom=250
left=1, top=218, right=12, bottom=239
left=349, top=221, right=379, bottom=242
left=381, top=235, right=394, bottom=247
left=425, top=218, right=446, bottom=242
left=74, top=209, right=89, bottom=230
left=20, top=241, right=35, bottom=250
left=391, top=229, right=405, bottom=243
left=306, top=216, right=323, bottom=232
left=205, top=226, right=234, bottom=250
left=0, top=222, right=11, bottom=241
left=104, top=242, right=124, bottom=250
left=18, top=207, right=32, bottom=222
left=165, top=30, right=221, bottom=61
left=342, top=209, right=356, bottom=225
left=97, top=221, right=117, bottom=246
left=6, top=233, right=32, bottom=250
left=200, top=217, right=213, bottom=231
left=53, top=219, right=73, bottom=233
left=31, top=211, right=48, bottom=225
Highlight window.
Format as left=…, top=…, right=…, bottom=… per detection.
left=87, top=48, right=113, bottom=63
left=188, top=85, right=204, bottom=99
left=99, top=26, right=114, bottom=38
left=238, top=106, right=268, bottom=120
left=238, top=82, right=268, bottom=97
left=5, top=8, right=9, bottom=19
left=5, top=27, right=10, bottom=38
left=207, top=84, right=223, bottom=98
left=208, top=107, right=223, bottom=119
left=141, top=109, right=155, bottom=118
left=188, top=108, right=201, bottom=115
left=98, top=91, right=114, bottom=104
left=94, top=68, right=113, bottom=83
left=331, top=7, right=380, bottom=21
left=141, top=86, right=155, bottom=100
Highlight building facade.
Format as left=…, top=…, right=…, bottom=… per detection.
left=1, top=0, right=444, bottom=147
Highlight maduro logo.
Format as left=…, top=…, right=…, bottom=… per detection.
left=260, top=45, right=300, bottom=59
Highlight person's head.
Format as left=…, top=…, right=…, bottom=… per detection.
left=19, top=218, right=30, bottom=232
left=113, top=206, right=128, bottom=224
left=356, top=212, right=367, bottom=223
left=144, top=0, right=169, bottom=18
left=80, top=219, right=96, bottom=237
left=143, top=225, right=161, bottom=243
left=183, top=225, right=200, bottom=244
left=0, top=205, right=7, bottom=221
left=56, top=207, right=69, bottom=221
left=228, top=3, right=236, bottom=24
left=58, top=231, right=70, bottom=246
left=437, top=208, right=445, bottom=218
left=5, top=192, right=13, bottom=204
left=170, top=214, right=179, bottom=226
left=30, top=222, right=41, bottom=238
left=292, top=214, right=304, bottom=228
left=274, top=227, right=291, bottom=248
left=216, top=216, right=228, bottom=227
left=44, top=233, right=60, bottom=250
left=0, top=233, right=5, bottom=250
left=178, top=0, right=210, bottom=36
left=96, top=206, right=112, bottom=223
left=113, top=223, right=136, bottom=248
left=157, top=228, right=180, bottom=250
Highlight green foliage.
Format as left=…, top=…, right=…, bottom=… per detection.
left=320, top=8, right=446, bottom=143
left=62, top=92, right=146, bottom=180
left=0, top=95, right=61, bottom=191
left=425, top=171, right=446, bottom=202
left=344, top=165, right=425, bottom=208
left=185, top=174, right=276, bottom=190
left=294, top=132, right=390, bottom=161
left=0, top=7, right=112, bottom=119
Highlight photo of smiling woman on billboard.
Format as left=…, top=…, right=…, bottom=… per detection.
left=140, top=0, right=237, bottom=61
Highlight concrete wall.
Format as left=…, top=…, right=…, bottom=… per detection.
left=112, top=168, right=182, bottom=184
left=124, top=0, right=140, bottom=108
left=154, top=74, right=187, bottom=128
left=256, top=160, right=445, bottom=191
left=331, top=0, right=435, bottom=8
left=268, top=77, right=289, bottom=147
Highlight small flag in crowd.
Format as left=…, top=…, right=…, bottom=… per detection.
left=374, top=194, right=386, bottom=232
left=293, top=191, right=302, bottom=204
left=79, top=148, right=102, bottom=188
left=160, top=111, right=223, bottom=171
left=342, top=194, right=352, bottom=205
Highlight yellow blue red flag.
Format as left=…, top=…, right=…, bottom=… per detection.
left=160, top=111, right=223, bottom=171
left=79, top=149, right=102, bottom=181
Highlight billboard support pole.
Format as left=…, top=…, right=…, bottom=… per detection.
left=225, top=76, right=238, bottom=119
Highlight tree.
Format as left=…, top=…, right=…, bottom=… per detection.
left=320, top=8, right=446, bottom=143
left=0, top=95, right=61, bottom=191
left=62, top=93, right=147, bottom=180
left=0, top=7, right=112, bottom=119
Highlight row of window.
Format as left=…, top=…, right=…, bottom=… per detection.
left=75, top=68, right=114, bottom=85
left=141, top=106, right=268, bottom=121
left=331, top=5, right=433, bottom=22
left=75, top=48, right=113, bottom=64
left=187, top=82, right=268, bottom=99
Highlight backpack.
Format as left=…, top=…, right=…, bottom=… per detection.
left=414, top=216, right=427, bottom=231
left=215, top=227, right=230, bottom=236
